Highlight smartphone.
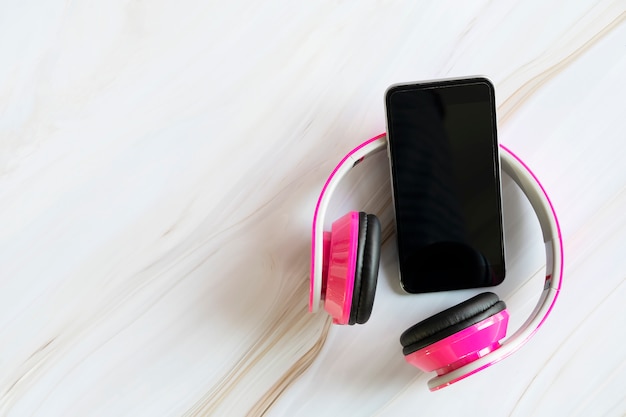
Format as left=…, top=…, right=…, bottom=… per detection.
left=385, top=77, right=505, bottom=293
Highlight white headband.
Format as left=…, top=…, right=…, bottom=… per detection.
left=310, top=134, right=563, bottom=390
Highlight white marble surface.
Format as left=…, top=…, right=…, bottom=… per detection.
left=1, top=1, right=625, bottom=416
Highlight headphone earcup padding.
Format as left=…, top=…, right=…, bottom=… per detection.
left=400, top=292, right=506, bottom=355
left=350, top=213, right=381, bottom=325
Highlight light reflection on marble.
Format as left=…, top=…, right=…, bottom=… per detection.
left=1, top=1, right=625, bottom=416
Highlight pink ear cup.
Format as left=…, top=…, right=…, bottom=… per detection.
left=404, top=309, right=510, bottom=378
left=323, top=211, right=361, bottom=324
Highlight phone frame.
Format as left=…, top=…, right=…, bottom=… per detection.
left=384, top=76, right=506, bottom=293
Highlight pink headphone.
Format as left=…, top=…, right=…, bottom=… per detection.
left=309, top=134, right=563, bottom=391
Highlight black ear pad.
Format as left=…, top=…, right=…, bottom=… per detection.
left=400, top=292, right=506, bottom=355
left=348, top=212, right=381, bottom=325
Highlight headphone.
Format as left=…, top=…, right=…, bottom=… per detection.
left=309, top=133, right=563, bottom=391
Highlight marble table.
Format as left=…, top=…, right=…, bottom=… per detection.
left=1, top=1, right=624, bottom=416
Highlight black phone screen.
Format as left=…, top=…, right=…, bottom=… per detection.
left=385, top=78, right=505, bottom=293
